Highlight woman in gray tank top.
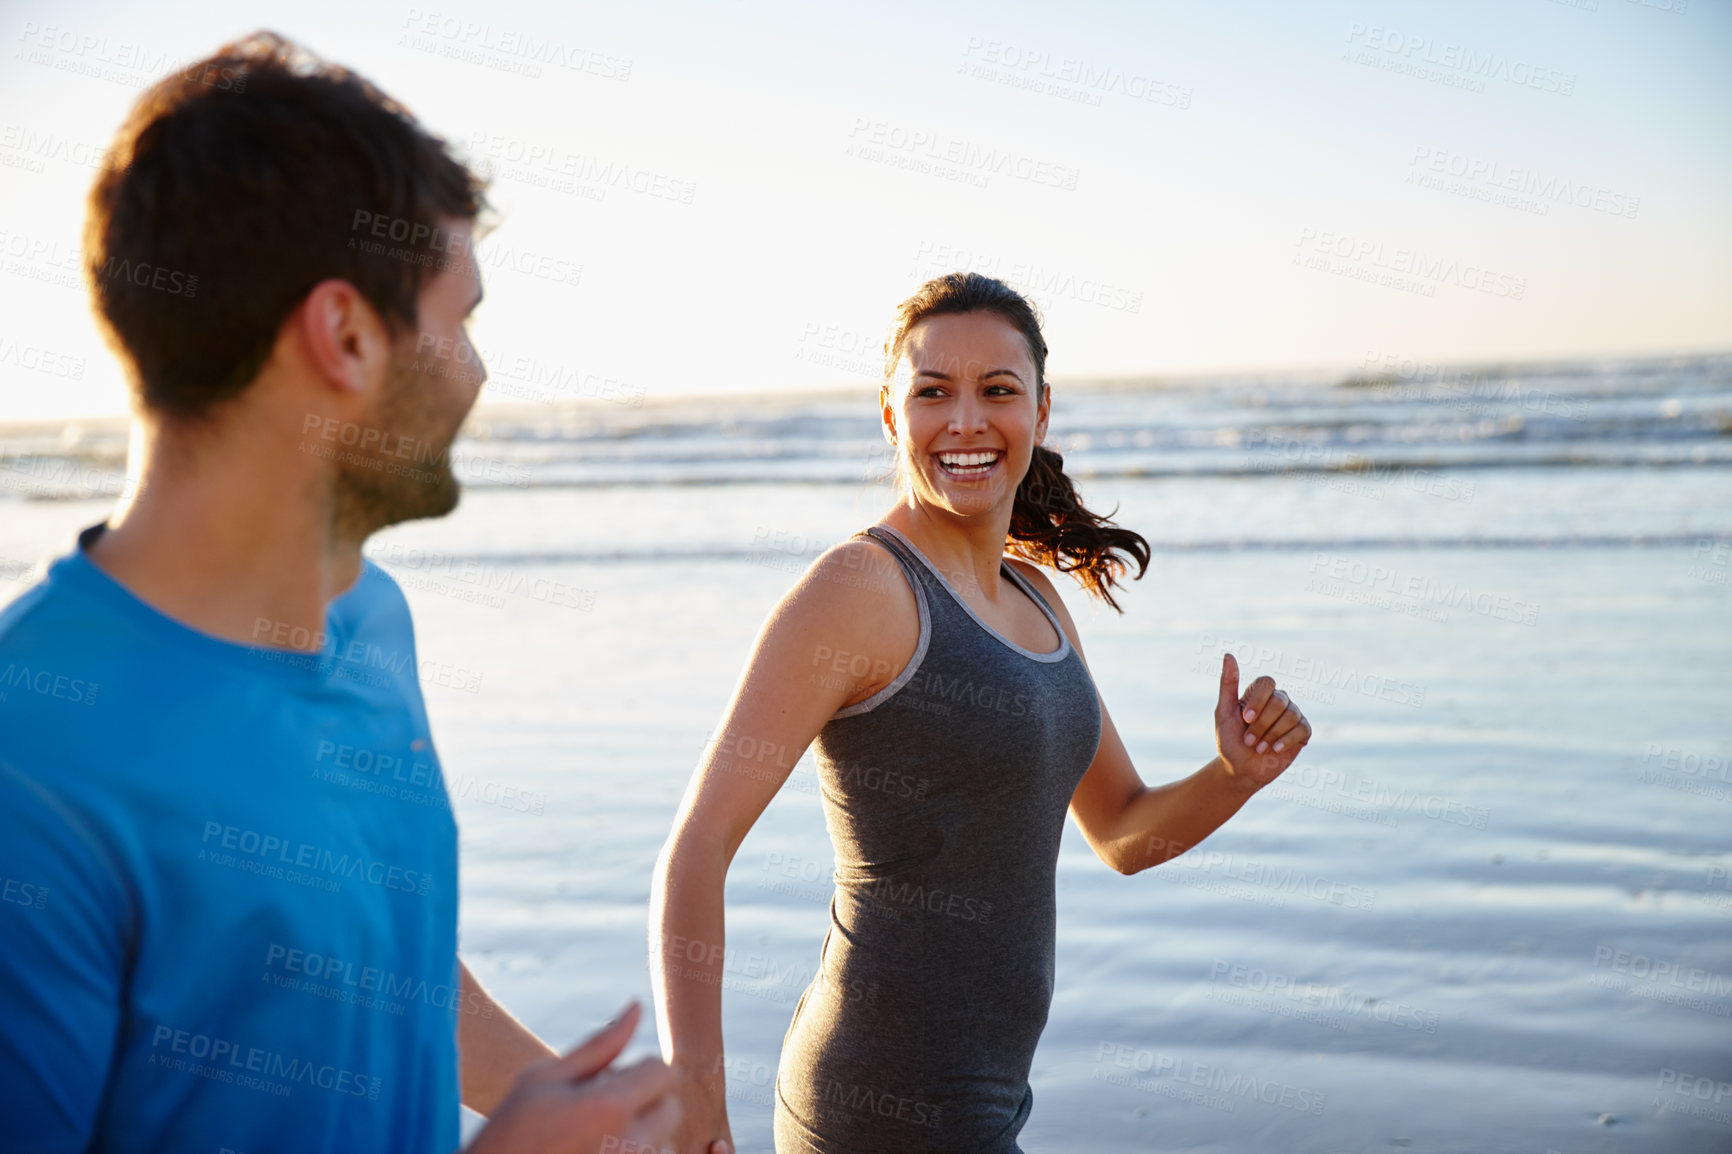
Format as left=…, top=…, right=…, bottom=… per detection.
left=652, top=273, right=1315, bottom=1154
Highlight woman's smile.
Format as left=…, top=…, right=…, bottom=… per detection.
left=933, top=448, right=1003, bottom=479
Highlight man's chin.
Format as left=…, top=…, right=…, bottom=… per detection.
left=335, top=461, right=462, bottom=539
left=397, top=472, right=462, bottom=525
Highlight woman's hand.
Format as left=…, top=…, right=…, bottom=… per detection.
left=669, top=1059, right=734, bottom=1154
left=1213, top=652, right=1312, bottom=792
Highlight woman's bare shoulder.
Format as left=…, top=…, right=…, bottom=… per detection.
left=764, top=532, right=920, bottom=691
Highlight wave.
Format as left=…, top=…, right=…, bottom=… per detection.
left=2, top=351, right=1727, bottom=500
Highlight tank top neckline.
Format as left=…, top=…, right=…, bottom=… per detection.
left=869, top=524, right=1071, bottom=664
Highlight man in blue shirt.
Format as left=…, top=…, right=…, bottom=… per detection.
left=0, top=31, right=695, bottom=1154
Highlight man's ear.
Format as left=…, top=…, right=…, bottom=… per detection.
left=292, top=278, right=394, bottom=397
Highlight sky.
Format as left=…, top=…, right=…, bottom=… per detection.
left=1, top=0, right=1728, bottom=421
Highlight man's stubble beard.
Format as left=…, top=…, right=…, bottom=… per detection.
left=331, top=351, right=465, bottom=544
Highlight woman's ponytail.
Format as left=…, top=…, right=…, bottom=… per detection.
left=1008, top=443, right=1149, bottom=613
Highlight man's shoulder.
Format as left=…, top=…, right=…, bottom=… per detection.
left=331, top=557, right=416, bottom=640
left=0, top=550, right=104, bottom=656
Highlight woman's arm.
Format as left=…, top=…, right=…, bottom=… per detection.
left=1008, top=562, right=1313, bottom=876
left=650, top=540, right=918, bottom=1154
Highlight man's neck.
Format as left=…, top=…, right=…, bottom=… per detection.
left=86, top=420, right=364, bottom=652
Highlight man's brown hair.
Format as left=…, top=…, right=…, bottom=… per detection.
left=84, top=31, right=487, bottom=419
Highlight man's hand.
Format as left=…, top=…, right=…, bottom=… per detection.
left=466, top=1001, right=682, bottom=1154
left=1214, top=652, right=1312, bottom=791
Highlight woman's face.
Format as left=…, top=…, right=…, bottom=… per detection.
left=882, top=310, right=1049, bottom=520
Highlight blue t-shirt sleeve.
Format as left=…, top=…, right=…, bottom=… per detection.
left=0, top=759, right=132, bottom=1152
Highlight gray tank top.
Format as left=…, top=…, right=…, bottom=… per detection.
left=773, top=525, right=1103, bottom=1154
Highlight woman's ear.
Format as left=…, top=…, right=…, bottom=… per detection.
left=1034, top=382, right=1051, bottom=446
left=880, top=384, right=897, bottom=445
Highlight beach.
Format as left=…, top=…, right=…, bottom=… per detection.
left=2, top=358, right=1728, bottom=1151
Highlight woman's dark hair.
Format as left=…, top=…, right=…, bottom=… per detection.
left=884, top=272, right=1150, bottom=612
left=84, top=31, right=488, bottom=419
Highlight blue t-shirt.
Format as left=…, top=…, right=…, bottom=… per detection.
left=0, top=528, right=460, bottom=1153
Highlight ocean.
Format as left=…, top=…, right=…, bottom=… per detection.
left=2, top=351, right=1729, bottom=1152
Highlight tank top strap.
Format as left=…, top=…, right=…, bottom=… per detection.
left=833, top=526, right=934, bottom=720
left=856, top=526, right=933, bottom=592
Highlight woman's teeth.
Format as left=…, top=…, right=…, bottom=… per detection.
left=936, top=450, right=1000, bottom=476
